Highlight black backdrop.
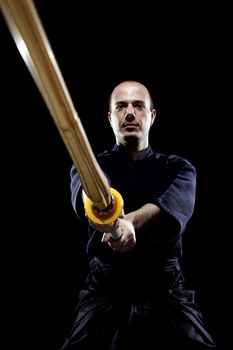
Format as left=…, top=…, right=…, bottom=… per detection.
left=1, top=1, right=229, bottom=349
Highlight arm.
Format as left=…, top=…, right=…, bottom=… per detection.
left=125, top=203, right=161, bottom=233
left=90, top=203, right=161, bottom=252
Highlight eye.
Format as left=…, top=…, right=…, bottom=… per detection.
left=133, top=102, right=145, bottom=109
left=115, top=103, right=126, bottom=110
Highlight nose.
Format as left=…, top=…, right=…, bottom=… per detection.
left=125, top=104, right=135, bottom=121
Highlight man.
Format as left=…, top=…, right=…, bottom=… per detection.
left=61, top=81, right=217, bottom=349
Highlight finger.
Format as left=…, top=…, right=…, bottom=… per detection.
left=101, top=232, right=112, bottom=243
left=119, top=209, right=125, bottom=218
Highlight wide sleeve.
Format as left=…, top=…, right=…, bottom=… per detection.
left=153, top=156, right=197, bottom=235
left=70, top=162, right=112, bottom=221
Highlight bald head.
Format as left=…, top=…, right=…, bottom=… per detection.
left=109, top=81, right=154, bottom=112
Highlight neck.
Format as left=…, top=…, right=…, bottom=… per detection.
left=117, top=140, right=149, bottom=160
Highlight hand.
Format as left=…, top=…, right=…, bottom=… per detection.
left=101, top=218, right=136, bottom=253
left=88, top=218, right=120, bottom=233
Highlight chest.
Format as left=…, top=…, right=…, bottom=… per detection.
left=102, top=158, right=169, bottom=211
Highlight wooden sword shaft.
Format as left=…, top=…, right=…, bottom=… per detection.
left=0, top=0, right=112, bottom=209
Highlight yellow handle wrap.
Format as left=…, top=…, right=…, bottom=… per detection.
left=84, top=188, right=124, bottom=224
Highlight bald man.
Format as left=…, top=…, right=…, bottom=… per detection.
left=60, top=81, right=217, bottom=350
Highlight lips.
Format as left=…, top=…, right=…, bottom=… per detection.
left=123, top=123, right=139, bottom=129
left=125, top=126, right=137, bottom=131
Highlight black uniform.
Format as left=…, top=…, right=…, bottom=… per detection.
left=61, top=145, right=217, bottom=350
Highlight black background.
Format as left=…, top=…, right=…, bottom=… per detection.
left=1, top=1, right=230, bottom=349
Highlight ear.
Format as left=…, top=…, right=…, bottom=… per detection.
left=150, top=109, right=156, bottom=126
left=108, top=112, right=112, bottom=126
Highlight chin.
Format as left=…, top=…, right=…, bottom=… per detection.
left=122, top=134, right=139, bottom=144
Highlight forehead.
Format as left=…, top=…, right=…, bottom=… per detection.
left=111, top=84, right=150, bottom=104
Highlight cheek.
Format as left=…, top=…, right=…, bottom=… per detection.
left=111, top=122, right=120, bottom=134
left=110, top=117, right=120, bottom=129
left=141, top=119, right=151, bottom=130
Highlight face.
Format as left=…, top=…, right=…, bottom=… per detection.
left=108, top=81, right=156, bottom=147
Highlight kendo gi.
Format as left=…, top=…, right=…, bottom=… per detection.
left=60, top=144, right=217, bottom=350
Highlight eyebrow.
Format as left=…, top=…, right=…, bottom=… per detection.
left=115, top=100, right=145, bottom=105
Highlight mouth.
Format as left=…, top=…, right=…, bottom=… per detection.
left=123, top=123, right=139, bottom=130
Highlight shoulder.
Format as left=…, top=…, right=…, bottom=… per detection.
left=96, top=147, right=120, bottom=163
left=167, top=154, right=195, bottom=168
left=97, top=149, right=112, bottom=159
left=154, top=151, right=194, bottom=165
left=152, top=151, right=196, bottom=175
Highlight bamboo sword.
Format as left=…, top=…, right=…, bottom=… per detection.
left=0, top=0, right=123, bottom=238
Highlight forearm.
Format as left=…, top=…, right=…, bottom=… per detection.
left=125, top=203, right=161, bottom=233
left=92, top=203, right=161, bottom=253
left=88, top=203, right=161, bottom=234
